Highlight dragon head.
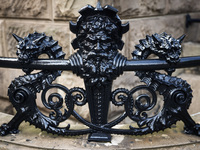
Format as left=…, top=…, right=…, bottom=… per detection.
left=13, top=32, right=46, bottom=64
left=152, top=32, right=185, bottom=64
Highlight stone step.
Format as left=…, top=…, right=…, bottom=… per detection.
left=0, top=112, right=200, bottom=150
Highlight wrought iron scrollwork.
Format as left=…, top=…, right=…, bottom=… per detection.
left=0, top=1, right=200, bottom=142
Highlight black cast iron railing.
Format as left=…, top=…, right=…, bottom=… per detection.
left=0, top=2, right=200, bottom=142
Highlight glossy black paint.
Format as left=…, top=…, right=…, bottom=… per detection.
left=0, top=2, right=200, bottom=142
left=186, top=14, right=200, bottom=28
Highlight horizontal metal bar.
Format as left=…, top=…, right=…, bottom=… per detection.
left=124, top=56, right=200, bottom=71
left=1, top=56, right=200, bottom=71
left=0, top=57, right=72, bottom=70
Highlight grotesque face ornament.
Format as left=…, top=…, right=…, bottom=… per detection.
left=70, top=2, right=129, bottom=85
left=78, top=15, right=119, bottom=60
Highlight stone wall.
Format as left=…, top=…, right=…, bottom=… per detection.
left=0, top=0, right=200, bottom=118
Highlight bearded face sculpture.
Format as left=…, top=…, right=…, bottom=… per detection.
left=70, top=3, right=129, bottom=86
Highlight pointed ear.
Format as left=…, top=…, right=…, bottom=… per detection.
left=178, top=34, right=186, bottom=43
left=117, top=40, right=124, bottom=50
left=121, top=22, right=129, bottom=34
left=12, top=34, right=23, bottom=42
left=70, top=21, right=78, bottom=34
left=95, top=1, right=103, bottom=11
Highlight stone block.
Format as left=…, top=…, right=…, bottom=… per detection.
left=168, top=0, right=200, bottom=14
left=57, top=72, right=84, bottom=89
left=123, top=14, right=185, bottom=59
left=0, top=0, right=51, bottom=19
left=54, top=0, right=98, bottom=20
left=4, top=20, right=71, bottom=58
left=0, top=97, right=13, bottom=114
left=112, top=0, right=167, bottom=19
left=101, top=0, right=200, bottom=19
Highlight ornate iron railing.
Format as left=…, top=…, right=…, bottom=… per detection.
left=0, top=2, right=200, bottom=142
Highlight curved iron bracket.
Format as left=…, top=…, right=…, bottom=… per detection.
left=186, top=14, right=200, bottom=28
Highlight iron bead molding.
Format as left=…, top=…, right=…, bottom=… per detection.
left=1, top=2, right=200, bottom=142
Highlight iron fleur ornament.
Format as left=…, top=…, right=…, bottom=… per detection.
left=0, top=2, right=200, bottom=142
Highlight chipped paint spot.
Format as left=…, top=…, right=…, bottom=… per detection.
left=135, top=139, right=143, bottom=142
left=161, top=134, right=170, bottom=139
left=105, top=135, right=124, bottom=146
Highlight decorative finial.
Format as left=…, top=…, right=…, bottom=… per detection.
left=95, top=1, right=103, bottom=11
left=70, top=2, right=129, bottom=50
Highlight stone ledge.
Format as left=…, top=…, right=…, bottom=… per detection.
left=54, top=0, right=98, bottom=21
left=101, top=0, right=200, bottom=19
left=0, top=112, right=200, bottom=150
left=0, top=0, right=51, bottom=20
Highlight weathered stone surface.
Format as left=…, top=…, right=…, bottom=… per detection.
left=0, top=0, right=51, bottom=19
left=113, top=72, right=141, bottom=90
left=0, top=20, right=4, bottom=56
left=0, top=68, right=24, bottom=98
left=123, top=14, right=185, bottom=59
left=54, top=0, right=98, bottom=20
left=0, top=98, right=13, bottom=115
left=101, top=0, right=200, bottom=19
left=100, top=0, right=113, bottom=6
left=0, top=18, right=17, bottom=97
left=168, top=0, right=200, bottom=14
left=182, top=42, right=200, bottom=74
left=185, top=13, right=200, bottom=43
left=1, top=112, right=200, bottom=149
left=112, top=0, right=167, bottom=19
left=183, top=42, right=200, bottom=57
left=4, top=20, right=71, bottom=57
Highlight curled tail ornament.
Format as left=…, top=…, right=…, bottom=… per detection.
left=0, top=32, right=91, bottom=136
left=123, top=32, right=200, bottom=135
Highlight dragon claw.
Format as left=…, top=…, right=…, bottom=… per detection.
left=0, top=123, right=19, bottom=136
left=184, top=124, right=200, bottom=136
